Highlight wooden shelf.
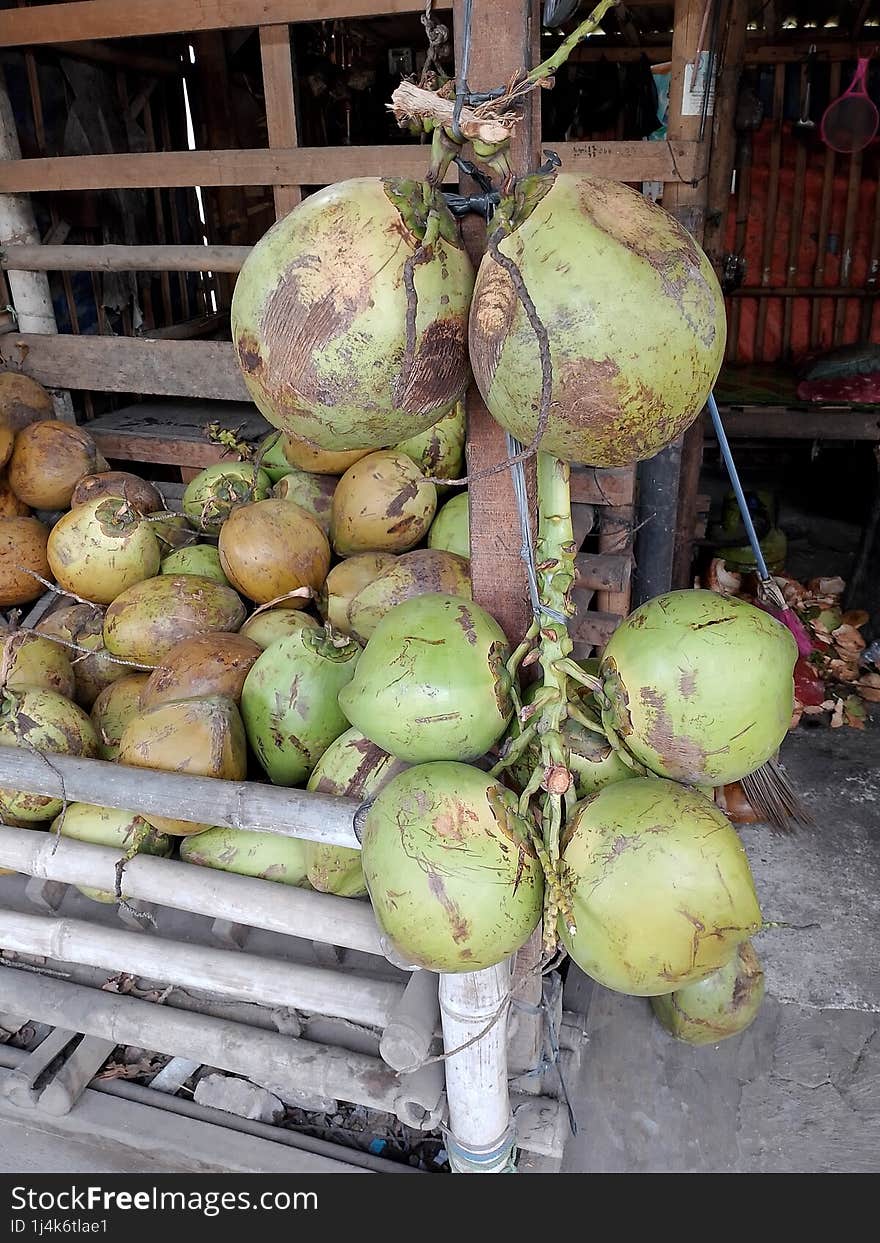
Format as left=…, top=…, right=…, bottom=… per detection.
left=710, top=406, right=880, bottom=441
left=86, top=401, right=270, bottom=469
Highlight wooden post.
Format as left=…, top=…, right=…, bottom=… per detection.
left=259, top=24, right=301, bottom=220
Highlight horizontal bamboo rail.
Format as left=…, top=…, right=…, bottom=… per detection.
left=1, top=244, right=250, bottom=272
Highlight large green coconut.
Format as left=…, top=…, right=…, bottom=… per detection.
left=240, top=627, right=361, bottom=786
left=599, top=589, right=797, bottom=786
left=117, top=695, right=247, bottom=835
left=0, top=687, right=99, bottom=822
left=103, top=575, right=246, bottom=668
left=54, top=802, right=172, bottom=903
left=338, top=593, right=513, bottom=764
left=160, top=544, right=231, bottom=587
left=180, top=826, right=310, bottom=888
left=36, top=603, right=125, bottom=707
left=304, top=727, right=409, bottom=897
left=427, top=492, right=469, bottom=559
left=272, top=469, right=336, bottom=534
left=361, top=762, right=543, bottom=971
left=182, top=462, right=272, bottom=535
left=560, top=778, right=762, bottom=996
left=330, top=451, right=436, bottom=557
left=395, top=401, right=465, bottom=485
left=651, top=940, right=765, bottom=1045
left=90, top=673, right=151, bottom=761
left=469, top=173, right=726, bottom=465
left=47, top=497, right=162, bottom=605
left=347, top=548, right=471, bottom=644
left=318, top=553, right=397, bottom=636
left=231, top=177, right=473, bottom=451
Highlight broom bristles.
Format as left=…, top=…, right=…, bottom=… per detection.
left=740, top=757, right=813, bottom=834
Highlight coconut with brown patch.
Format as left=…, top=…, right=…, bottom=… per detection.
left=0, top=628, right=75, bottom=700
left=139, top=632, right=261, bottom=710
left=0, top=516, right=50, bottom=608
left=347, top=548, right=471, bottom=643
left=0, top=687, right=99, bottom=822
left=271, top=468, right=337, bottom=534
left=218, top=498, right=330, bottom=608
left=48, top=497, right=162, bottom=606
left=0, top=471, right=30, bottom=518
left=0, top=373, right=53, bottom=432
left=230, top=177, right=473, bottom=451
left=71, top=472, right=164, bottom=514
left=8, top=420, right=108, bottom=509
left=361, top=761, right=543, bottom=971
left=651, top=940, right=765, bottom=1044
left=469, top=173, right=726, bottom=465
left=103, top=575, right=247, bottom=668
left=90, top=673, right=151, bottom=761
left=36, top=603, right=125, bottom=708
left=330, top=450, right=436, bottom=557
left=117, top=695, right=247, bottom=835
left=395, top=400, right=465, bottom=486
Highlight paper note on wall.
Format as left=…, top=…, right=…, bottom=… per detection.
left=681, top=52, right=716, bottom=117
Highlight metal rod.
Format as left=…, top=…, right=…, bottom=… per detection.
left=706, top=392, right=770, bottom=580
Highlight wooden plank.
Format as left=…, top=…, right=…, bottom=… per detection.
left=702, top=0, right=748, bottom=269
left=569, top=466, right=634, bottom=508
left=834, top=148, right=863, bottom=344
left=0, top=1, right=425, bottom=48
left=861, top=169, right=880, bottom=341
left=811, top=62, right=840, bottom=349
left=754, top=63, right=785, bottom=362
left=709, top=409, right=880, bottom=441
left=0, top=333, right=250, bottom=400
left=781, top=64, right=808, bottom=357
left=0, top=140, right=700, bottom=195
left=0, top=244, right=250, bottom=271
left=570, top=610, right=621, bottom=649
left=574, top=553, right=631, bottom=596
left=260, top=24, right=301, bottom=219
left=86, top=400, right=269, bottom=466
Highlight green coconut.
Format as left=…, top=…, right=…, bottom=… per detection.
left=36, top=603, right=126, bottom=708
left=54, top=802, right=172, bottom=903
left=304, top=727, right=410, bottom=897
left=330, top=450, right=436, bottom=557
left=239, top=608, right=321, bottom=648
left=160, top=544, right=231, bottom=586
left=339, top=592, right=513, bottom=764
left=599, top=589, right=797, bottom=786
left=180, top=825, right=310, bottom=888
left=347, top=549, right=471, bottom=644
left=469, top=173, right=726, bottom=465
left=182, top=462, right=272, bottom=535
left=318, top=553, right=397, bottom=635
left=651, top=940, right=765, bottom=1045
left=427, top=492, right=469, bottom=559
left=103, top=574, right=246, bottom=668
left=395, top=401, right=465, bottom=486
left=240, top=627, right=361, bottom=786
left=256, top=433, right=293, bottom=483
left=47, top=497, right=162, bottom=606
left=0, top=628, right=75, bottom=700
left=0, top=687, right=99, bottom=822
left=361, top=762, right=543, bottom=971
left=560, top=778, right=762, bottom=996
left=117, top=695, right=247, bottom=835
left=90, top=673, right=151, bottom=761
left=272, top=469, right=336, bottom=533
left=231, top=177, right=473, bottom=451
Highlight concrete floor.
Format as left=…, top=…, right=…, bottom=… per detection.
left=561, top=724, right=880, bottom=1173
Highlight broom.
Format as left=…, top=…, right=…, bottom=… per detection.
left=706, top=393, right=813, bottom=831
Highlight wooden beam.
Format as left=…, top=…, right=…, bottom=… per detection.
left=50, top=40, right=184, bottom=76
left=708, top=409, right=880, bottom=441
left=574, top=552, right=632, bottom=596
left=0, top=1, right=426, bottom=49
left=0, top=243, right=250, bottom=271
left=0, top=140, right=700, bottom=195
left=0, top=334, right=250, bottom=401
left=260, top=25, right=301, bottom=219
left=569, top=466, right=635, bottom=508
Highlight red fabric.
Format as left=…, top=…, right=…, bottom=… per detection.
left=721, top=123, right=880, bottom=364
left=796, top=373, right=880, bottom=401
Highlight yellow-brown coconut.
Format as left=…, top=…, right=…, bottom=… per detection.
left=0, top=516, right=50, bottom=608
left=347, top=549, right=471, bottom=643
left=36, top=603, right=125, bottom=708
left=0, top=471, right=31, bottom=517
left=103, top=575, right=247, bottom=668
left=139, top=632, right=261, bottom=710
left=47, top=497, right=162, bottom=605
left=0, top=423, right=14, bottom=470
left=330, top=451, right=436, bottom=557
left=117, top=695, right=247, bottom=835
left=318, top=552, right=397, bottom=635
left=71, top=471, right=164, bottom=514
left=8, top=420, right=108, bottom=510
left=90, top=673, right=151, bottom=761
left=218, top=499, right=330, bottom=608
left=0, top=687, right=99, bottom=822
left=0, top=373, right=53, bottom=432
left=282, top=436, right=370, bottom=476
left=0, top=628, right=75, bottom=699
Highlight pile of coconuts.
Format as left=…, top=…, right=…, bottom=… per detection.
left=0, top=152, right=794, bottom=1049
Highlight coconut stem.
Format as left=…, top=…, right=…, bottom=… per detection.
left=525, top=0, right=618, bottom=85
